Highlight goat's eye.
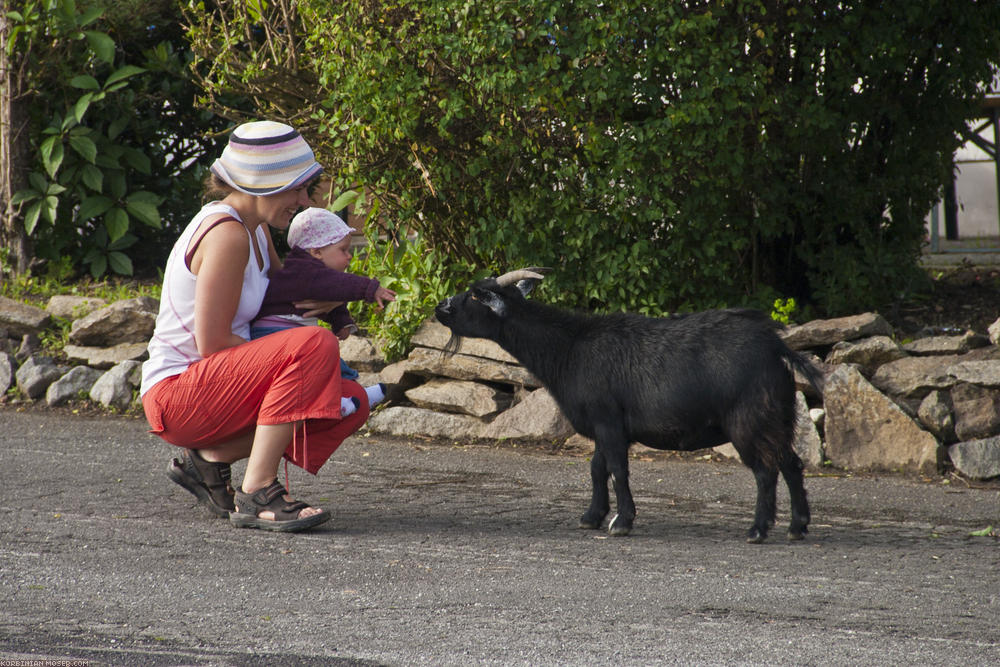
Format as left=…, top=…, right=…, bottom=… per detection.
left=469, top=293, right=479, bottom=302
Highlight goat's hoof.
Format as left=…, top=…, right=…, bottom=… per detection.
left=579, top=512, right=606, bottom=530
left=787, top=525, right=808, bottom=541
left=746, top=528, right=768, bottom=544
left=608, top=514, right=632, bottom=536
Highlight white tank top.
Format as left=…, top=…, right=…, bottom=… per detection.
left=140, top=203, right=270, bottom=395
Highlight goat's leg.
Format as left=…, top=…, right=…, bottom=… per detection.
left=747, top=464, right=779, bottom=543
left=780, top=451, right=810, bottom=540
left=579, top=449, right=610, bottom=530
left=597, top=431, right=636, bottom=537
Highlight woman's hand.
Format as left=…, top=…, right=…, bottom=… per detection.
left=295, top=299, right=343, bottom=318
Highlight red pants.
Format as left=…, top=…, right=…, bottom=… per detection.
left=142, top=327, right=368, bottom=474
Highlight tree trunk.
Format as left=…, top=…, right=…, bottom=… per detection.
left=0, top=2, right=33, bottom=276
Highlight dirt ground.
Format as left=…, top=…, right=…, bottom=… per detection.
left=880, top=265, right=1000, bottom=336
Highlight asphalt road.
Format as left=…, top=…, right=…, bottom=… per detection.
left=2, top=407, right=999, bottom=666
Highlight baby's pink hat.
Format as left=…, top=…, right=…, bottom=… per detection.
left=287, top=207, right=353, bottom=249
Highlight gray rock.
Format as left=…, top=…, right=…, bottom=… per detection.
left=783, top=313, right=892, bottom=350
left=366, top=405, right=486, bottom=439
left=377, top=359, right=426, bottom=402
left=825, top=336, right=906, bottom=375
left=917, top=390, right=955, bottom=443
left=0, top=352, right=16, bottom=394
left=793, top=391, right=824, bottom=468
left=902, top=331, right=988, bottom=356
left=15, top=333, right=40, bottom=362
left=411, top=320, right=518, bottom=364
left=340, top=336, right=386, bottom=372
left=481, top=388, right=574, bottom=441
left=950, top=383, right=1000, bottom=441
left=990, top=317, right=1000, bottom=347
left=63, top=342, right=149, bottom=369
left=946, top=360, right=1000, bottom=387
left=823, top=365, right=938, bottom=473
left=870, top=355, right=962, bottom=398
left=46, top=366, right=104, bottom=406
left=89, top=360, right=142, bottom=410
left=15, top=355, right=64, bottom=399
left=46, top=295, right=107, bottom=319
left=69, top=297, right=158, bottom=346
left=948, top=437, right=1000, bottom=480
left=405, top=378, right=512, bottom=418
left=405, top=346, right=540, bottom=388
left=0, top=295, right=52, bottom=337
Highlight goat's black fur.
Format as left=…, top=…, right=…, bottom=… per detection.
left=435, top=274, right=822, bottom=542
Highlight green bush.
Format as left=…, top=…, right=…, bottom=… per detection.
left=5, top=0, right=233, bottom=279
left=186, top=0, right=1000, bottom=322
left=348, top=223, right=476, bottom=362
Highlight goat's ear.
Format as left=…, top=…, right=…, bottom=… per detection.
left=473, top=287, right=507, bottom=317
left=515, top=277, right=542, bottom=298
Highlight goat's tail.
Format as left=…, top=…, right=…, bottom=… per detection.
left=782, top=347, right=825, bottom=396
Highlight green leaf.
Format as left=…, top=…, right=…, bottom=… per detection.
left=106, top=170, right=126, bottom=198
left=68, top=134, right=97, bottom=163
left=11, top=189, right=39, bottom=205
left=969, top=526, right=995, bottom=537
left=40, top=136, right=64, bottom=178
left=126, top=190, right=161, bottom=206
left=108, top=232, right=137, bottom=251
left=108, top=251, right=133, bottom=276
left=70, top=75, right=100, bottom=90
left=122, top=147, right=151, bottom=175
left=78, top=6, right=104, bottom=27
left=125, top=192, right=161, bottom=228
left=107, top=114, right=129, bottom=140
left=84, top=31, right=115, bottom=64
left=42, top=196, right=58, bottom=224
left=81, top=164, right=103, bottom=191
left=104, top=65, right=146, bottom=88
left=23, top=201, right=42, bottom=235
left=28, top=172, right=48, bottom=192
left=77, top=195, right=113, bottom=222
left=46, top=182, right=68, bottom=196
left=73, top=93, right=93, bottom=122
left=330, top=190, right=361, bottom=211
left=247, top=0, right=269, bottom=23
left=88, top=254, right=107, bottom=278
left=104, top=207, right=129, bottom=242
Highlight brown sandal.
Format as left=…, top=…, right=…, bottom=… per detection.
left=167, top=449, right=235, bottom=517
left=229, top=480, right=330, bottom=532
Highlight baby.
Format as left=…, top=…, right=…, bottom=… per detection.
left=251, top=207, right=396, bottom=416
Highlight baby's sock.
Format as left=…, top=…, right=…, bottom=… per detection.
left=340, top=396, right=361, bottom=417
left=365, top=383, right=386, bottom=408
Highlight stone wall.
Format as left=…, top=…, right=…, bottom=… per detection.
left=2, top=295, right=999, bottom=481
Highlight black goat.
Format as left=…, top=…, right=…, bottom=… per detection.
left=435, top=269, right=823, bottom=543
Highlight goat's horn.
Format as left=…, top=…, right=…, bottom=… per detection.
left=495, top=268, right=548, bottom=287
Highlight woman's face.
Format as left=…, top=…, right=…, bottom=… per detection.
left=260, top=184, right=313, bottom=229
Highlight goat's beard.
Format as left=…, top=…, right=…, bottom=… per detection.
left=442, top=334, right=462, bottom=358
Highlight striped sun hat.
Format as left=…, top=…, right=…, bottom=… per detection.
left=210, top=121, right=323, bottom=195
